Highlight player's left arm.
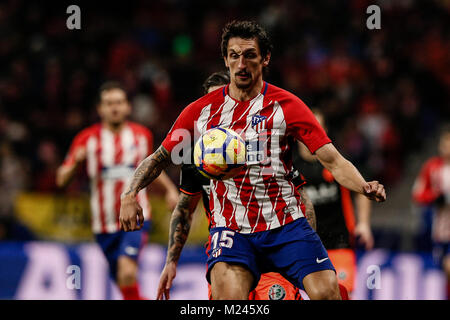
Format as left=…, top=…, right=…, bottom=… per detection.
left=153, top=171, right=179, bottom=211
left=354, top=193, right=374, bottom=250
left=315, top=143, right=386, bottom=202
left=157, top=192, right=201, bottom=300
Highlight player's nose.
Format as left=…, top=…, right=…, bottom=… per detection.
left=237, top=56, right=246, bottom=69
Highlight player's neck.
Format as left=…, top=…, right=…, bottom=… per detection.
left=228, top=79, right=264, bottom=102
left=103, top=121, right=126, bottom=134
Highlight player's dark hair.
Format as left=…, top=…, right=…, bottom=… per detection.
left=221, top=20, right=273, bottom=59
left=98, top=81, right=128, bottom=103
left=202, top=71, right=230, bottom=94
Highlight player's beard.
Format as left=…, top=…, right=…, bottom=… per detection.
left=235, top=72, right=252, bottom=89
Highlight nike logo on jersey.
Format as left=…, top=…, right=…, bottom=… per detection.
left=316, top=257, right=329, bottom=264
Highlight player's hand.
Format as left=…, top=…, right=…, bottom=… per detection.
left=354, top=222, right=374, bottom=250
left=157, top=262, right=177, bottom=300
left=119, top=193, right=144, bottom=232
left=363, top=181, right=386, bottom=202
left=165, top=189, right=179, bottom=211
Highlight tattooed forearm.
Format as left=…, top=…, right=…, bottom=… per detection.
left=299, top=187, right=316, bottom=231
left=166, top=193, right=197, bottom=264
left=124, top=146, right=171, bottom=197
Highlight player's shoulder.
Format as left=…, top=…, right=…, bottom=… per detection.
left=265, top=82, right=308, bottom=107
left=74, top=123, right=102, bottom=141
left=422, top=156, right=444, bottom=170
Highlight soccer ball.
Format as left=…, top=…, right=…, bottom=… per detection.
left=194, top=127, right=246, bottom=180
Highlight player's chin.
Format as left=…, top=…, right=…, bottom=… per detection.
left=235, top=78, right=252, bottom=89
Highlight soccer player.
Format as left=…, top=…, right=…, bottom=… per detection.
left=412, top=124, right=450, bottom=299
left=56, top=81, right=179, bottom=300
left=120, top=20, right=386, bottom=300
left=294, top=108, right=373, bottom=297
left=156, top=71, right=310, bottom=300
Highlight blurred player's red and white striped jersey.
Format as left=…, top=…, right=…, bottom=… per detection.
left=163, top=82, right=331, bottom=233
left=413, top=156, right=450, bottom=242
left=63, top=122, right=153, bottom=234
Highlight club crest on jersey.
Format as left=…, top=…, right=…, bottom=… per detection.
left=212, top=247, right=222, bottom=258
left=268, top=284, right=286, bottom=300
left=251, top=115, right=267, bottom=133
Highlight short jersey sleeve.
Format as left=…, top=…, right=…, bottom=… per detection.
left=179, top=164, right=204, bottom=195
left=412, top=158, right=441, bottom=205
left=62, top=128, right=91, bottom=167
left=284, top=98, right=331, bottom=154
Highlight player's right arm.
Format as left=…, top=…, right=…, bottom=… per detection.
left=56, top=130, right=89, bottom=188
left=315, top=143, right=386, bottom=202
left=284, top=96, right=386, bottom=203
left=157, top=191, right=201, bottom=300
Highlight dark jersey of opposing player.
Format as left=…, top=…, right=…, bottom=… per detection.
left=179, top=164, right=306, bottom=229
left=293, top=151, right=356, bottom=250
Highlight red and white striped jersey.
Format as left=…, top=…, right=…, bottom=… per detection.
left=162, top=82, right=331, bottom=234
left=412, top=156, right=450, bottom=242
left=63, top=122, right=153, bottom=234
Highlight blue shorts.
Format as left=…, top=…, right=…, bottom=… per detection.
left=432, top=241, right=450, bottom=266
left=206, top=217, right=335, bottom=291
left=95, top=221, right=151, bottom=279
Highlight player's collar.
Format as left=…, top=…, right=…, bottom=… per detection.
left=223, top=81, right=268, bottom=98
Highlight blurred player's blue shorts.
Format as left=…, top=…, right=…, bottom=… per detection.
left=206, top=217, right=335, bottom=291
left=432, top=241, right=450, bottom=266
left=95, top=221, right=151, bottom=279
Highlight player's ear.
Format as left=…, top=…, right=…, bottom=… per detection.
left=125, top=101, right=132, bottom=116
left=96, top=102, right=103, bottom=117
left=224, top=56, right=229, bottom=68
left=262, top=52, right=271, bottom=67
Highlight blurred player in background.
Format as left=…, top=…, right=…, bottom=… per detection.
left=120, top=20, right=386, bottom=300
left=294, top=109, right=373, bottom=298
left=56, top=81, right=179, bottom=300
left=156, top=71, right=311, bottom=300
left=412, top=124, right=450, bottom=299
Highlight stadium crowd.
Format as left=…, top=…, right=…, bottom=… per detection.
left=0, top=0, right=449, bottom=239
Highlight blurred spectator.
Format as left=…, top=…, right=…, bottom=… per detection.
left=33, top=140, right=60, bottom=192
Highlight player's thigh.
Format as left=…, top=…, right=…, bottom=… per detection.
left=302, top=269, right=340, bottom=300
left=116, top=221, right=150, bottom=283
left=117, top=255, right=138, bottom=280
left=443, top=253, right=450, bottom=278
left=210, top=262, right=254, bottom=300
left=265, top=218, right=335, bottom=291
left=206, top=227, right=260, bottom=296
